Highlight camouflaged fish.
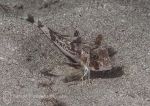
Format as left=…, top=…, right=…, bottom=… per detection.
left=25, top=14, right=112, bottom=80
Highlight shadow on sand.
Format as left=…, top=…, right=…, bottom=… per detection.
left=90, top=66, right=124, bottom=79
left=63, top=66, right=124, bottom=83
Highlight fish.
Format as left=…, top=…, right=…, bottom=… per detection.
left=25, top=14, right=112, bottom=80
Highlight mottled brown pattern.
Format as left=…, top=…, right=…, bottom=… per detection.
left=48, top=26, right=112, bottom=71
left=27, top=16, right=112, bottom=71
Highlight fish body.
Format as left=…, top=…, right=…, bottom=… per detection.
left=24, top=15, right=112, bottom=72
